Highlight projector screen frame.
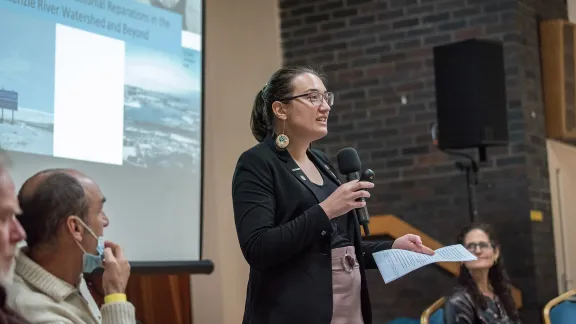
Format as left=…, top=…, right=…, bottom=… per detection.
left=130, top=260, right=214, bottom=275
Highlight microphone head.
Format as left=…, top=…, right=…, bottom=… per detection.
left=360, top=169, right=375, bottom=182
left=336, top=147, right=362, bottom=174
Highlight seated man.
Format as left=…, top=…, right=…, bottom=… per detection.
left=6, top=169, right=135, bottom=324
left=0, top=157, right=29, bottom=324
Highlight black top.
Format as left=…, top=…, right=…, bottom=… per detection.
left=308, top=168, right=353, bottom=249
left=444, top=288, right=521, bottom=324
left=232, top=135, right=394, bottom=324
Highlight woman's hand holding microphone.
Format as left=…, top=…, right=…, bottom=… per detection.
left=319, top=180, right=373, bottom=220
left=318, top=180, right=434, bottom=255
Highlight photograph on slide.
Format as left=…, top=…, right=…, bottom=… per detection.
left=133, top=0, right=202, bottom=35
left=123, top=44, right=202, bottom=170
left=0, top=11, right=55, bottom=157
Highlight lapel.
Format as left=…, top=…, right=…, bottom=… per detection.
left=308, top=150, right=342, bottom=186
left=308, top=151, right=363, bottom=244
left=264, top=135, right=341, bottom=203
left=265, top=135, right=363, bottom=248
left=309, top=151, right=365, bottom=243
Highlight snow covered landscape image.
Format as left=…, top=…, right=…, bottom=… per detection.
left=0, top=10, right=56, bottom=157
left=123, top=44, right=201, bottom=170
left=0, top=107, right=54, bottom=156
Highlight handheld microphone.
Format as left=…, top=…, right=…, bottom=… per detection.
left=360, top=169, right=375, bottom=183
left=336, top=148, right=371, bottom=236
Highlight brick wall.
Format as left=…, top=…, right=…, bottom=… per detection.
left=279, top=0, right=566, bottom=322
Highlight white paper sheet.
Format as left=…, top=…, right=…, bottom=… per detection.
left=372, top=244, right=477, bottom=283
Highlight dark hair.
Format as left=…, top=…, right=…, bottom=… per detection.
left=251, top=66, right=324, bottom=142
left=457, top=223, right=520, bottom=321
left=18, top=171, right=90, bottom=251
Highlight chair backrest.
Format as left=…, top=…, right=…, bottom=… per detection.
left=421, top=297, right=445, bottom=324
left=428, top=308, right=444, bottom=324
left=549, top=301, right=576, bottom=324
left=543, top=289, right=576, bottom=324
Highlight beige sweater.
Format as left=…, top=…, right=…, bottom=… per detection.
left=5, top=252, right=136, bottom=324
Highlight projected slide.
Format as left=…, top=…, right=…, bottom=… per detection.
left=0, top=0, right=202, bottom=170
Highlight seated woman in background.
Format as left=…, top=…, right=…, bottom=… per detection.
left=444, top=223, right=521, bottom=324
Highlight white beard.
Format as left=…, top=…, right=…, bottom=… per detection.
left=0, top=257, right=16, bottom=286
left=0, top=247, right=19, bottom=286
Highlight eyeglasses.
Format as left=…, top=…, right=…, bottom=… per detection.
left=280, top=91, right=334, bottom=107
left=465, top=241, right=494, bottom=252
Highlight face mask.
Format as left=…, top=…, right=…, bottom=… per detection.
left=82, top=236, right=105, bottom=274
left=73, top=217, right=105, bottom=274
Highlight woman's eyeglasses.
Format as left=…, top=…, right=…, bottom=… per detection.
left=280, top=91, right=334, bottom=107
left=465, top=241, right=494, bottom=252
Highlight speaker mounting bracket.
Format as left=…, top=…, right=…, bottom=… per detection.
left=443, top=149, right=480, bottom=223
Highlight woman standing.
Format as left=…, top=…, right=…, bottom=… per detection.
left=444, top=223, right=521, bottom=323
left=232, top=66, right=433, bottom=324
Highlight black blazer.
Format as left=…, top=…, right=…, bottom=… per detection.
left=232, top=135, right=393, bottom=324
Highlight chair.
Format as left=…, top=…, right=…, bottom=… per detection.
left=421, top=297, right=445, bottom=324
left=543, top=289, right=576, bottom=324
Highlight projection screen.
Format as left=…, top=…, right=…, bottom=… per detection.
left=0, top=0, right=210, bottom=272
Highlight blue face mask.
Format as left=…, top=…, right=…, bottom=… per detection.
left=73, top=218, right=105, bottom=274
left=82, top=236, right=105, bottom=274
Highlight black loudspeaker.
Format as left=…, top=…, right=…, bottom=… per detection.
left=433, top=38, right=509, bottom=151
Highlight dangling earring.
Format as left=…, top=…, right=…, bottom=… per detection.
left=275, top=120, right=290, bottom=150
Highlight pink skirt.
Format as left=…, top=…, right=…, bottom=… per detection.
left=331, top=246, right=364, bottom=324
